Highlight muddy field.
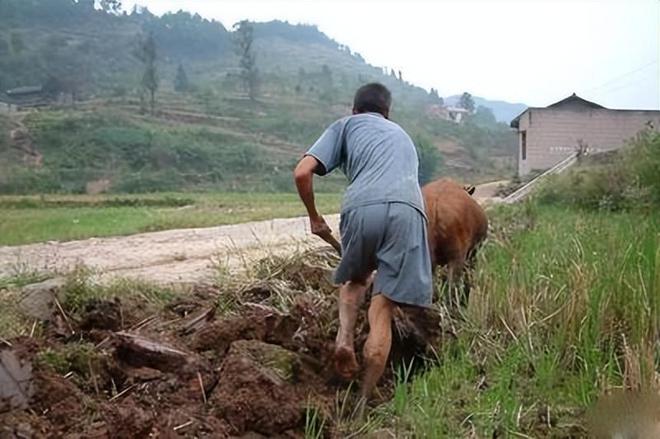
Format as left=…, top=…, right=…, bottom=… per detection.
left=0, top=249, right=446, bottom=438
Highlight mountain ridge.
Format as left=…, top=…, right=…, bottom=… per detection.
left=0, top=2, right=517, bottom=193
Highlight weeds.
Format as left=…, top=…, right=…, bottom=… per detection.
left=60, top=265, right=178, bottom=318
left=304, top=399, right=326, bottom=439
left=0, top=262, right=51, bottom=289
left=0, top=289, right=31, bottom=338
left=537, top=130, right=660, bottom=211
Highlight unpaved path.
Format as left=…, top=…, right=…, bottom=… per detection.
left=0, top=181, right=506, bottom=286
left=0, top=215, right=340, bottom=285
left=472, top=179, right=507, bottom=202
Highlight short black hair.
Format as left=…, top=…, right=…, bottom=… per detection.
left=353, top=83, right=391, bottom=116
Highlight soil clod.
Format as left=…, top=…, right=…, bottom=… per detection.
left=115, top=332, right=191, bottom=373
left=0, top=349, right=33, bottom=413
left=80, top=298, right=122, bottom=331
left=212, top=340, right=305, bottom=436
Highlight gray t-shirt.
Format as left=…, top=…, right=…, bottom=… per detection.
left=305, top=112, right=425, bottom=216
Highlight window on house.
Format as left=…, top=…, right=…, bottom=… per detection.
left=521, top=131, right=527, bottom=160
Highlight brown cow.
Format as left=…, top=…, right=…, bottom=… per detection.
left=422, top=178, right=488, bottom=307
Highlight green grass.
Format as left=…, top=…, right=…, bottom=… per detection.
left=0, top=192, right=341, bottom=245
left=60, top=265, right=178, bottom=314
left=538, top=131, right=660, bottom=211
left=374, top=202, right=659, bottom=437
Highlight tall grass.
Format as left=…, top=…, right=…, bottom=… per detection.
left=376, top=202, right=658, bottom=437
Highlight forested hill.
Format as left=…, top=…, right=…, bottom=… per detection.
left=0, top=1, right=518, bottom=194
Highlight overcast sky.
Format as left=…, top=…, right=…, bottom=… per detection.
left=121, top=0, right=659, bottom=109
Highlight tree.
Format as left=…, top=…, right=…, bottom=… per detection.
left=174, top=63, right=190, bottom=92
left=41, top=35, right=90, bottom=104
left=459, top=92, right=475, bottom=113
left=233, top=20, right=258, bottom=100
left=472, top=105, right=497, bottom=127
left=415, top=137, right=443, bottom=185
left=98, top=0, right=122, bottom=14
left=135, top=32, right=158, bottom=113
left=430, top=88, right=444, bottom=106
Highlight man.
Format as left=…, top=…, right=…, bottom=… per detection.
left=293, top=83, right=433, bottom=399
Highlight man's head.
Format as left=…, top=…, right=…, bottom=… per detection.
left=353, top=83, right=391, bottom=118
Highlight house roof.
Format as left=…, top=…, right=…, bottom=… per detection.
left=6, top=85, right=43, bottom=96
left=547, top=93, right=605, bottom=109
left=446, top=106, right=470, bottom=113
left=510, top=92, right=607, bottom=128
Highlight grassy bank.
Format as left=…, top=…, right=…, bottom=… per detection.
left=371, top=202, right=658, bottom=436
left=0, top=192, right=341, bottom=245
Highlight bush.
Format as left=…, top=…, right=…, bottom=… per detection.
left=538, top=130, right=659, bottom=211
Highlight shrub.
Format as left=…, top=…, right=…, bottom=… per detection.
left=537, top=130, right=659, bottom=211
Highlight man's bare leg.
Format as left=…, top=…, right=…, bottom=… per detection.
left=361, top=294, right=394, bottom=399
left=334, top=272, right=375, bottom=379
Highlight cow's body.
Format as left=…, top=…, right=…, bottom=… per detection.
left=422, top=178, right=488, bottom=304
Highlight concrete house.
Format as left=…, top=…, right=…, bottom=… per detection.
left=510, top=93, right=660, bottom=176
left=425, top=104, right=471, bottom=124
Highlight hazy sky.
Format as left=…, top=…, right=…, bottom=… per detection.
left=121, top=0, right=660, bottom=109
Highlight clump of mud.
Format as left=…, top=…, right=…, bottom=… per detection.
left=0, top=250, right=446, bottom=438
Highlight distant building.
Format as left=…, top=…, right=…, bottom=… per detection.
left=510, top=93, right=660, bottom=176
left=1, top=85, right=49, bottom=109
left=446, top=106, right=470, bottom=124
left=425, top=104, right=470, bottom=124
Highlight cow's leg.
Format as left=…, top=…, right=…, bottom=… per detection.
left=461, top=246, right=480, bottom=303
left=447, top=257, right=467, bottom=311
left=334, top=273, right=373, bottom=380
left=361, top=294, right=394, bottom=399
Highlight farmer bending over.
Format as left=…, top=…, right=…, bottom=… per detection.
left=293, top=83, right=433, bottom=399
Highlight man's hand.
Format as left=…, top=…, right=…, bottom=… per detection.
left=311, top=215, right=342, bottom=254
left=295, top=156, right=342, bottom=254
left=310, top=214, right=331, bottom=237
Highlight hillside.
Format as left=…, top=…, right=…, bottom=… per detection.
left=0, top=1, right=517, bottom=194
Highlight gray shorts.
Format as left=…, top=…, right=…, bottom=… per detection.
left=334, top=202, right=433, bottom=308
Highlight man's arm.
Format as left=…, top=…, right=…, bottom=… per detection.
left=293, top=155, right=331, bottom=236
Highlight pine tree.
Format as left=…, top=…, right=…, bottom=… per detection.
left=135, top=32, right=158, bottom=113
left=233, top=20, right=258, bottom=100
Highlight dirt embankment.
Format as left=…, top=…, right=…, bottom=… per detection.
left=0, top=251, right=447, bottom=438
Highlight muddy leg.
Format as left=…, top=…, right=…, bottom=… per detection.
left=360, top=294, right=394, bottom=399
left=334, top=273, right=374, bottom=379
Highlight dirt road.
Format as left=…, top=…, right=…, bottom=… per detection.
left=0, top=181, right=506, bottom=286
left=472, top=179, right=507, bottom=202
left=0, top=215, right=341, bottom=285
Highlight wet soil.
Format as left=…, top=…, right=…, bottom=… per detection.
left=0, top=255, right=445, bottom=438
